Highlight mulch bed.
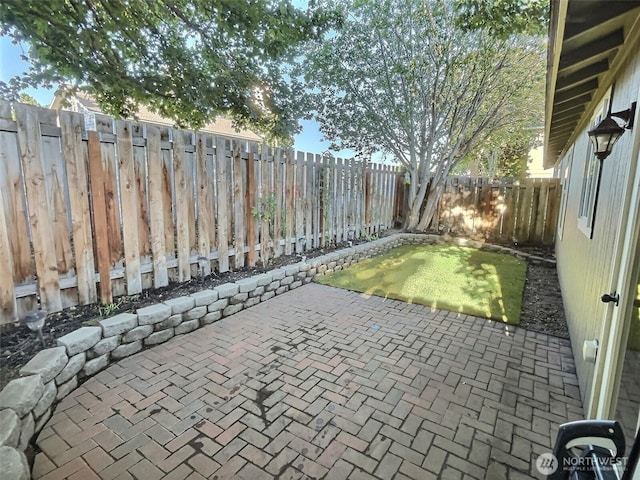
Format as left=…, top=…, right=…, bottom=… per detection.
left=0, top=237, right=568, bottom=390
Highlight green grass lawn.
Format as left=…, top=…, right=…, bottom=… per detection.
left=317, top=244, right=527, bottom=324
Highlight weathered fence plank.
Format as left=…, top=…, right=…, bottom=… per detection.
left=196, top=133, right=212, bottom=276
left=216, top=138, right=230, bottom=273
left=15, top=104, right=63, bottom=313
left=87, top=131, right=112, bottom=304
left=59, top=111, right=97, bottom=305
left=246, top=152, right=257, bottom=267
left=147, top=126, right=169, bottom=288
left=116, top=121, right=142, bottom=295
left=233, top=147, right=246, bottom=268
left=173, top=130, right=191, bottom=281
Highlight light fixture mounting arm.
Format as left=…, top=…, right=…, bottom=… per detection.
left=611, top=101, right=636, bottom=129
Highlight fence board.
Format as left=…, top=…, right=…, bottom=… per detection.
left=87, top=131, right=112, bottom=304
left=0, top=192, right=17, bottom=323
left=274, top=149, right=284, bottom=257
left=196, top=133, right=212, bottom=276
left=147, top=126, right=169, bottom=288
left=246, top=152, right=257, bottom=267
left=14, top=104, right=62, bottom=313
left=159, top=128, right=175, bottom=267
left=59, top=111, right=97, bottom=304
left=216, top=137, right=230, bottom=273
left=259, top=146, right=271, bottom=265
left=285, top=151, right=295, bottom=255
left=173, top=130, right=191, bottom=281
left=306, top=153, right=315, bottom=249
left=233, top=147, right=246, bottom=268
left=0, top=104, right=34, bottom=287
left=116, top=121, right=142, bottom=294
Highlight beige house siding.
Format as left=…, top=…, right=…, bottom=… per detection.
left=555, top=47, right=640, bottom=407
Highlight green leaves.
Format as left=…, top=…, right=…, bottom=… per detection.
left=454, top=0, right=548, bottom=38
left=299, top=0, right=544, bottom=229
left=0, top=0, right=342, bottom=143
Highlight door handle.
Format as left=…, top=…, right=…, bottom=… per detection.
left=601, top=293, right=619, bottom=305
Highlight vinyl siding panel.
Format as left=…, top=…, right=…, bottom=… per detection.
left=555, top=48, right=640, bottom=407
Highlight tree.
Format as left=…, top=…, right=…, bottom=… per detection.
left=0, top=0, right=340, bottom=143
left=17, top=92, right=40, bottom=106
left=300, top=0, right=545, bottom=231
left=454, top=0, right=548, bottom=38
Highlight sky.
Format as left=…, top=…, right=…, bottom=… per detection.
left=0, top=36, right=355, bottom=158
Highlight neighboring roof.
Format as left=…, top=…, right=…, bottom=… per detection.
left=544, top=0, right=640, bottom=168
left=50, top=90, right=262, bottom=142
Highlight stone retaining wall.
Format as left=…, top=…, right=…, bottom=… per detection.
left=0, top=233, right=551, bottom=479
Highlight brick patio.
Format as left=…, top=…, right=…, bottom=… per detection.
left=32, top=284, right=583, bottom=480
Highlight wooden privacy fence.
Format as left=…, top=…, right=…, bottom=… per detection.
left=435, top=176, right=561, bottom=245
left=0, top=101, right=399, bottom=325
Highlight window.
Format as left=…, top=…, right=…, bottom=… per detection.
left=578, top=97, right=609, bottom=238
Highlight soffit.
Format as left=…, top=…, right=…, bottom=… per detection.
left=544, top=0, right=640, bottom=168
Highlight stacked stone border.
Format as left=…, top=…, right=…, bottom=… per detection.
left=0, top=233, right=553, bottom=479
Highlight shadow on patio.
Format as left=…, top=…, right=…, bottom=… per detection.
left=33, top=283, right=582, bottom=480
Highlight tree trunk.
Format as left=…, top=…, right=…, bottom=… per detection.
left=403, top=169, right=423, bottom=230
left=415, top=181, right=446, bottom=232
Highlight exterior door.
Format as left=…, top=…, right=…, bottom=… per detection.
left=612, top=267, right=640, bottom=455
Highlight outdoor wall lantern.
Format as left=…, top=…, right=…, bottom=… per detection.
left=587, top=101, right=636, bottom=160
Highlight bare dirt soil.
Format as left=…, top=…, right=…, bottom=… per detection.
left=0, top=239, right=568, bottom=390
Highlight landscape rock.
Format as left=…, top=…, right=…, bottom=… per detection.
left=164, top=296, right=195, bottom=314
left=271, top=269, right=285, bottom=280
left=33, top=381, right=56, bottom=419
left=57, top=327, right=101, bottom=356
left=190, top=290, right=218, bottom=306
left=244, top=297, right=260, bottom=308
left=92, top=336, right=120, bottom=356
left=261, top=291, right=275, bottom=302
left=0, top=375, right=44, bottom=417
left=145, top=329, right=174, bottom=345
left=98, top=313, right=137, bottom=337
left=182, top=306, right=206, bottom=320
left=285, top=265, right=300, bottom=276
left=207, top=298, right=228, bottom=312
left=237, top=278, right=258, bottom=293
left=253, top=273, right=272, bottom=286
left=56, top=353, right=86, bottom=385
left=56, top=376, right=78, bottom=400
left=216, top=283, right=239, bottom=298
left=34, top=408, right=51, bottom=435
left=0, top=410, right=20, bottom=448
left=155, top=314, right=183, bottom=330
left=230, top=293, right=248, bottom=305
left=122, top=325, right=153, bottom=343
left=18, top=413, right=34, bottom=450
left=0, top=446, right=29, bottom=480
left=111, top=341, right=143, bottom=360
left=175, top=319, right=199, bottom=335
left=83, top=354, right=109, bottom=376
left=250, top=286, right=265, bottom=298
left=223, top=304, right=243, bottom=316
left=137, top=304, right=171, bottom=325
left=201, top=311, right=221, bottom=325
left=19, top=347, right=68, bottom=383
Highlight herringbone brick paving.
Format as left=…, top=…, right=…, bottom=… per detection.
left=33, top=284, right=583, bottom=480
